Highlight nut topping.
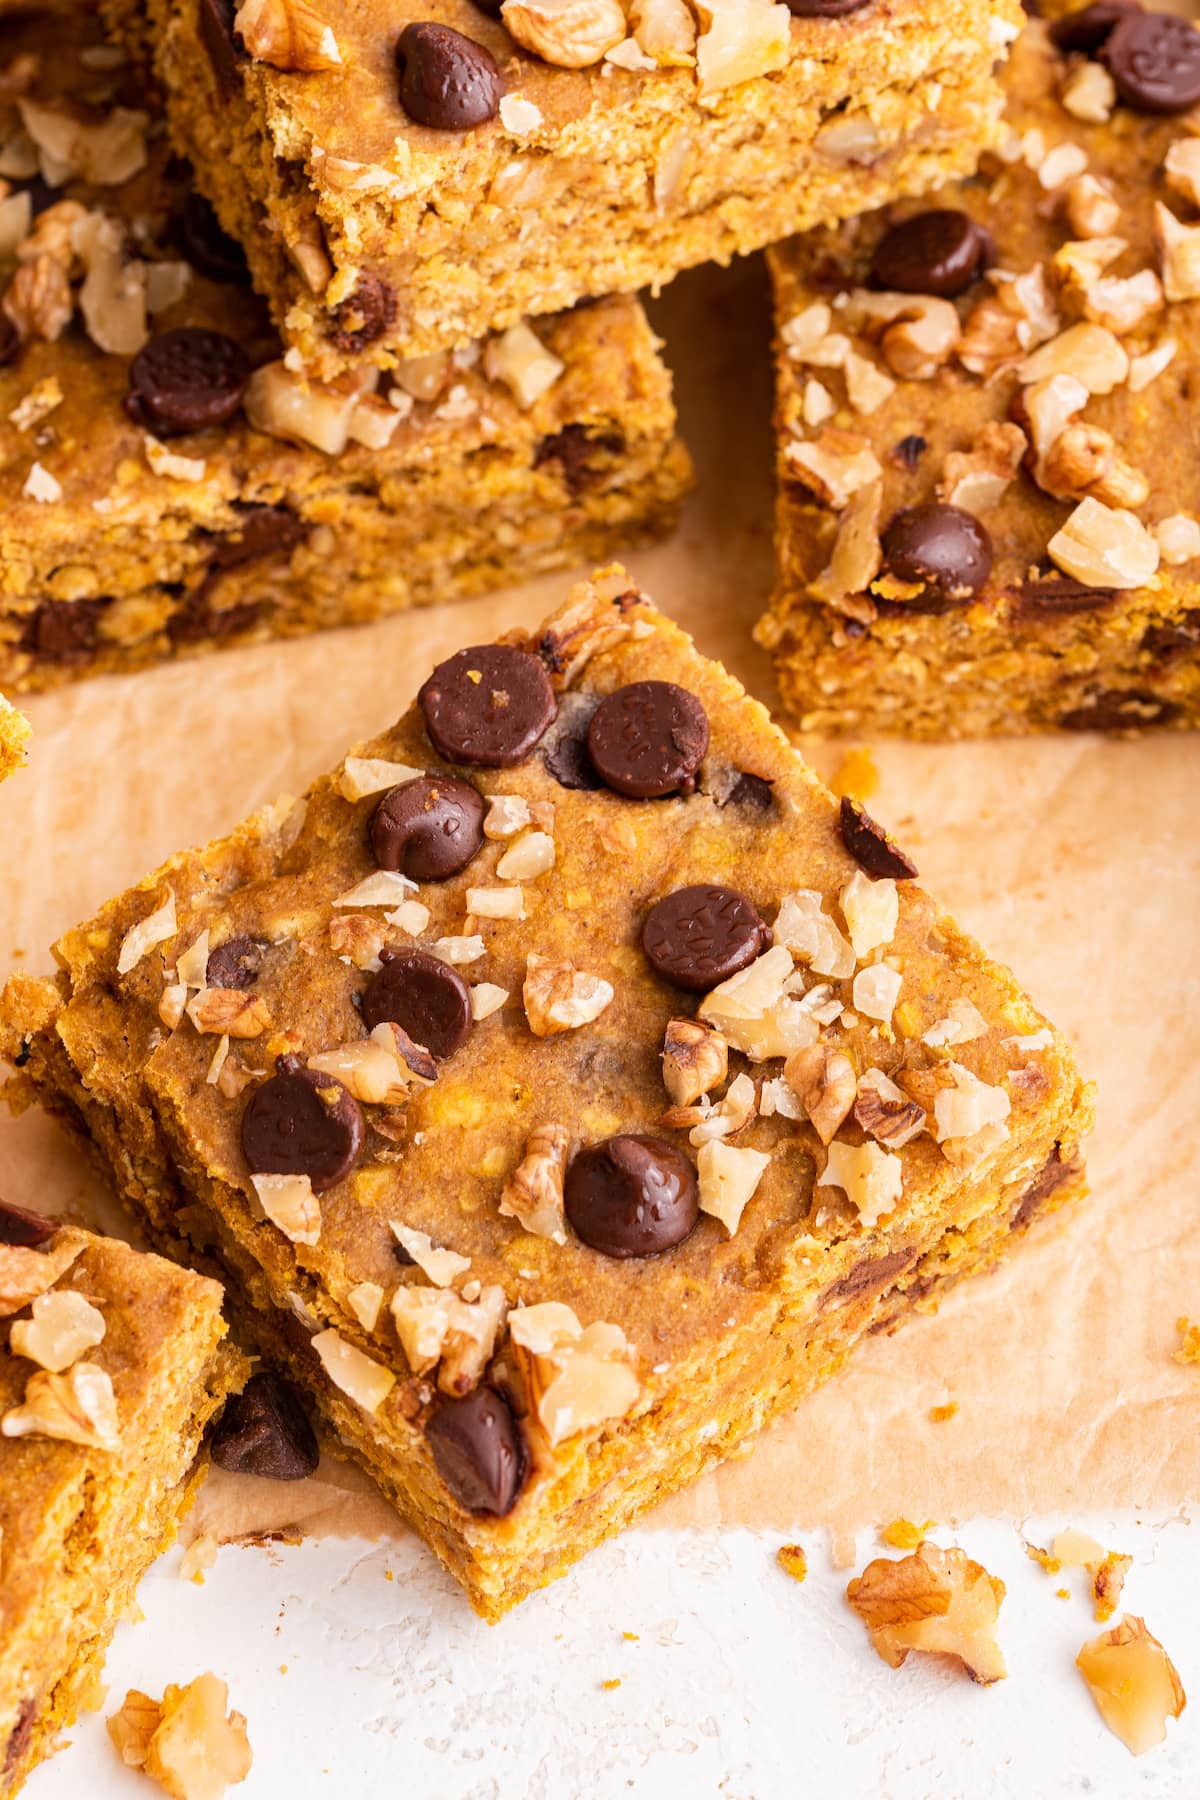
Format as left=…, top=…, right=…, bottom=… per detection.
left=783, top=1044, right=856, bottom=1146
left=696, top=1139, right=770, bottom=1236
left=233, top=0, right=342, bottom=71
left=847, top=1542, right=1007, bottom=1684
left=1048, top=497, right=1161, bottom=590
left=661, top=1017, right=728, bottom=1108
left=818, top=1139, right=903, bottom=1227
left=311, top=1329, right=396, bottom=1412
left=508, top=1301, right=640, bottom=1445
left=523, top=953, right=614, bottom=1037
left=499, top=1123, right=570, bottom=1243
left=1, top=1361, right=121, bottom=1451
left=501, top=0, right=626, bottom=69
left=391, top=1284, right=507, bottom=1395
left=854, top=1069, right=926, bottom=1149
left=108, top=1675, right=252, bottom=1796
left=10, top=1289, right=105, bottom=1372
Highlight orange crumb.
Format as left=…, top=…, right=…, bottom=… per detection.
left=279, top=1665, right=288, bottom=1675
left=831, top=746, right=879, bottom=802
left=1173, top=1317, right=1200, bottom=1366
left=880, top=1519, right=936, bottom=1551
left=929, top=1402, right=958, bottom=1423
left=1056, top=1588, right=1071, bottom=1601
left=621, top=1632, right=639, bottom=1642
left=1025, top=1542, right=1062, bottom=1575
left=1093, top=1552, right=1133, bottom=1624
left=776, top=1544, right=808, bottom=1583
left=384, top=1570, right=394, bottom=1582
left=601, top=1679, right=621, bottom=1692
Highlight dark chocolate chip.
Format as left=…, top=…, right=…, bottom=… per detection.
left=1058, top=689, right=1180, bottom=730
left=1101, top=10, right=1200, bottom=112
left=0, top=1197, right=58, bottom=1248
left=328, top=273, right=397, bottom=354
left=881, top=502, right=993, bottom=604
left=825, top=1247, right=917, bottom=1304
left=642, top=885, right=771, bottom=993
left=468, top=0, right=506, bottom=14
left=426, top=1387, right=526, bottom=1515
left=785, top=0, right=870, bottom=13
left=1012, top=1144, right=1075, bottom=1231
left=206, top=935, right=270, bottom=990
left=126, top=328, right=249, bottom=438
left=208, top=505, right=306, bottom=569
left=209, top=1371, right=319, bottom=1480
left=1141, top=611, right=1200, bottom=660
left=370, top=775, right=485, bottom=880
left=543, top=728, right=602, bottom=790
left=1048, top=0, right=1137, bottom=54
left=892, top=434, right=927, bottom=471
left=20, top=598, right=111, bottom=664
left=870, top=209, right=989, bottom=299
left=419, top=643, right=557, bottom=768
left=241, top=1057, right=364, bottom=1193
left=839, top=795, right=918, bottom=881
left=395, top=22, right=503, bottom=130
left=724, top=771, right=775, bottom=811
left=565, top=1135, right=699, bottom=1259
left=4, top=1699, right=35, bottom=1777
left=198, top=0, right=242, bottom=90
left=179, top=191, right=249, bottom=283
left=167, top=589, right=262, bottom=646
left=393, top=1239, right=417, bottom=1266
left=361, top=949, right=472, bottom=1059
left=0, top=313, right=20, bottom=368
left=1017, top=574, right=1116, bottom=616
left=535, top=424, right=624, bottom=497
left=586, top=681, right=709, bottom=799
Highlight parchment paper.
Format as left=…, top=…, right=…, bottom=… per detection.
left=1, top=259, right=1196, bottom=1554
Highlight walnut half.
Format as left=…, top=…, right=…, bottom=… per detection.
left=847, top=1541, right=1007, bottom=1683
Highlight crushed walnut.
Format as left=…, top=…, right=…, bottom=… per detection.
left=10, top=1288, right=105, bottom=1373
left=108, top=1672, right=252, bottom=1800
left=509, top=1300, right=640, bottom=1445
left=1, top=1361, right=120, bottom=1451
left=1076, top=1616, right=1186, bottom=1757
left=391, top=1284, right=506, bottom=1395
left=523, top=953, right=613, bottom=1037
left=847, top=1542, right=1006, bottom=1684
left=499, top=1123, right=570, bottom=1243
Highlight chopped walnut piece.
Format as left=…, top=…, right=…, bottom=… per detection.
left=780, top=300, right=848, bottom=367
left=500, top=1124, right=569, bottom=1242
left=233, top=0, right=342, bottom=70
left=1048, top=497, right=1160, bottom=591
left=698, top=944, right=817, bottom=1062
left=159, top=984, right=188, bottom=1030
left=332, top=869, right=416, bottom=911
left=1153, top=513, right=1200, bottom=566
left=807, top=477, right=882, bottom=616
left=847, top=1542, right=1006, bottom=1683
left=117, top=891, right=176, bottom=977
left=1062, top=172, right=1121, bottom=240
left=309, top=1022, right=434, bottom=1100
left=1165, top=138, right=1200, bottom=210
left=484, top=793, right=532, bottom=839
left=784, top=1044, right=856, bottom=1146
left=630, top=0, right=696, bottom=63
left=338, top=756, right=422, bottom=802
left=186, top=988, right=271, bottom=1039
left=687, top=1071, right=757, bottom=1147
left=786, top=429, right=882, bottom=511
left=484, top=321, right=564, bottom=406
left=1155, top=202, right=1200, bottom=303
left=1060, top=58, right=1115, bottom=123
left=346, top=1281, right=384, bottom=1331
left=501, top=0, right=625, bottom=68
left=852, top=962, right=902, bottom=1025
left=10, top=1289, right=105, bottom=1372
left=496, top=829, right=555, bottom=881
left=19, top=99, right=147, bottom=187
left=696, top=1139, right=769, bottom=1234
left=777, top=1543, right=808, bottom=1582
left=1017, top=322, right=1128, bottom=396
left=470, top=982, right=509, bottom=1021
left=3, top=253, right=70, bottom=341
left=774, top=891, right=855, bottom=981
left=523, top=953, right=613, bottom=1037
left=819, top=1139, right=902, bottom=1228
left=1129, top=337, right=1177, bottom=393
left=922, top=997, right=987, bottom=1048
left=391, top=1284, right=506, bottom=1395
left=846, top=290, right=961, bottom=381
left=1083, top=270, right=1163, bottom=337
left=0, top=1232, right=85, bottom=1318
left=1036, top=422, right=1149, bottom=510
left=854, top=1068, right=926, bottom=1149
left=249, top=1172, right=321, bottom=1247
left=662, top=1018, right=728, bottom=1108
left=693, top=0, right=790, bottom=102
left=243, top=360, right=363, bottom=455
left=843, top=349, right=894, bottom=416
left=390, top=1221, right=470, bottom=1287
left=931, top=1061, right=1010, bottom=1145
left=1, top=1361, right=120, bottom=1451
left=938, top=422, right=1027, bottom=516
left=839, top=870, right=897, bottom=959
left=1022, top=371, right=1088, bottom=462
left=312, top=1329, right=396, bottom=1412
left=1052, top=234, right=1126, bottom=291
left=109, top=1672, right=252, bottom=1799
left=957, top=297, right=1024, bottom=379
left=509, top=1301, right=640, bottom=1444
left=1076, top=1616, right=1186, bottom=1756
left=1092, top=1552, right=1133, bottom=1624
left=327, top=914, right=386, bottom=971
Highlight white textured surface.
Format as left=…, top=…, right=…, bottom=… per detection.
left=29, top=1515, right=1196, bottom=1798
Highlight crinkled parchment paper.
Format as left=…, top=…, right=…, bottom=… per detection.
left=1, top=260, right=1196, bottom=1554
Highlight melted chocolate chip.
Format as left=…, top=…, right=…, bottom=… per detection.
left=839, top=795, right=919, bottom=881
left=535, top=424, right=624, bottom=497
left=825, top=1247, right=918, bottom=1304
left=20, top=598, right=111, bottom=664
left=180, top=191, right=249, bottom=283
left=586, top=681, right=709, bottom=799
left=419, top=644, right=557, bottom=768
left=4, top=1699, right=35, bottom=1777
left=1012, top=1144, right=1075, bottom=1231
left=210, top=1371, right=319, bottom=1480
left=892, top=434, right=927, bottom=471
left=426, top=1387, right=526, bottom=1515
left=198, top=0, right=242, bottom=90
left=396, top=22, right=503, bottom=130
left=643, top=885, right=771, bottom=992
left=370, top=775, right=485, bottom=880
left=126, top=328, right=249, bottom=438
left=206, top=935, right=270, bottom=990
left=241, top=1057, right=364, bottom=1192
left=565, top=1135, right=699, bottom=1258
left=1017, top=574, right=1116, bottom=616
left=870, top=209, right=989, bottom=298
left=0, top=1197, right=57, bottom=1248
left=785, top=0, right=870, bottom=13
left=724, top=771, right=775, bottom=811
left=328, top=273, right=397, bottom=354
left=881, top=502, right=993, bottom=604
left=1101, top=9, right=1200, bottom=111
left=543, top=728, right=602, bottom=790
left=208, top=505, right=307, bottom=568
left=1048, top=0, right=1137, bottom=54
left=1059, top=689, right=1179, bottom=730
left=1141, top=611, right=1200, bottom=660
left=167, top=590, right=262, bottom=646
left=361, top=949, right=472, bottom=1059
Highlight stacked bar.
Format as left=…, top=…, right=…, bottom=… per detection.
left=758, top=5, right=1200, bottom=736
left=2, top=567, right=1093, bottom=1619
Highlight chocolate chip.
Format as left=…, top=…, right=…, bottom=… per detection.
left=643, top=885, right=770, bottom=992
left=881, top=502, right=993, bottom=604
left=395, top=22, right=503, bottom=130
left=839, top=795, right=918, bottom=881
left=1059, top=689, right=1179, bottom=730
left=784, top=0, right=870, bottom=13
left=328, top=273, right=397, bottom=353
left=534, top=424, right=623, bottom=497
left=824, top=1247, right=917, bottom=1304
left=543, top=729, right=602, bottom=790
left=361, top=949, right=472, bottom=1059
left=468, top=0, right=505, bottom=14
left=167, top=590, right=261, bottom=646
left=1017, top=574, right=1115, bottom=616
left=724, top=771, right=775, bottom=811
left=0, top=1196, right=57, bottom=1248
left=4, top=1699, right=35, bottom=1777
left=370, top=775, right=485, bottom=880
left=209, top=1371, right=319, bottom=1480
left=180, top=191, right=248, bottom=283
left=1012, top=1145, right=1075, bottom=1231
left=20, top=598, right=111, bottom=664
left=586, top=681, right=709, bottom=799
left=241, top=1057, right=364, bottom=1193
left=208, top=505, right=306, bottom=568
left=870, top=209, right=989, bottom=298
left=198, top=0, right=242, bottom=90
left=1141, top=611, right=1200, bottom=660
left=206, top=935, right=269, bottom=990
left=565, top=1135, right=699, bottom=1258
left=126, top=328, right=249, bottom=438
left=426, top=1387, right=526, bottom=1515
left=419, top=643, right=557, bottom=768
left=0, top=313, right=19, bottom=368
left=892, top=434, right=927, bottom=471
left=1049, top=0, right=1137, bottom=53
left=1101, top=10, right=1200, bottom=111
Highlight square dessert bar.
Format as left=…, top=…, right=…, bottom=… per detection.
left=0, top=1206, right=243, bottom=1794
left=1, top=567, right=1093, bottom=1620
left=128, top=0, right=1024, bottom=370
left=0, top=9, right=689, bottom=693
left=758, top=4, right=1200, bottom=737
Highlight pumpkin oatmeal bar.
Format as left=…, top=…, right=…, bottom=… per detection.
left=0, top=9, right=689, bottom=694
left=757, top=4, right=1200, bottom=737
left=0, top=568, right=1093, bottom=1620
left=0, top=1207, right=244, bottom=1795
left=122, top=0, right=1024, bottom=371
